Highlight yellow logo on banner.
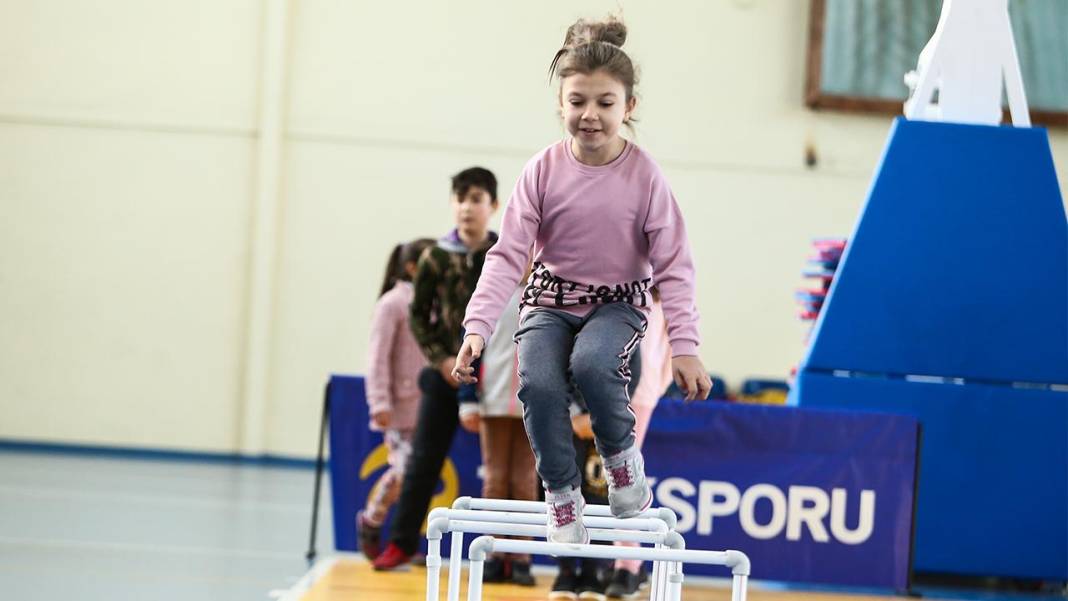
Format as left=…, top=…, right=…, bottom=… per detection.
left=359, top=443, right=460, bottom=534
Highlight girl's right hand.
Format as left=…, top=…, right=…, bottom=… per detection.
left=371, top=410, right=392, bottom=429
left=452, top=334, right=485, bottom=384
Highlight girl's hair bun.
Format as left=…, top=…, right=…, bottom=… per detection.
left=563, top=16, right=627, bottom=49
left=549, top=15, right=638, bottom=102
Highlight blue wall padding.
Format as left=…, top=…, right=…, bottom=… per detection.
left=804, top=118, right=1067, bottom=384
left=795, top=371, right=1067, bottom=580
left=797, top=118, right=1068, bottom=580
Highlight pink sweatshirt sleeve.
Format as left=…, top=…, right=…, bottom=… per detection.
left=645, top=173, right=701, bottom=356
left=463, top=159, right=542, bottom=342
left=366, top=293, right=401, bottom=416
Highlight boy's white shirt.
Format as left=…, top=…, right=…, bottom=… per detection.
left=458, top=287, right=525, bottom=418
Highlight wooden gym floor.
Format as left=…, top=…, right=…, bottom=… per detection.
left=286, top=556, right=912, bottom=601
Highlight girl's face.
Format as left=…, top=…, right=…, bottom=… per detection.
left=560, top=70, right=635, bottom=163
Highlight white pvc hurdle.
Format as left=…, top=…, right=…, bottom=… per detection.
left=451, top=496, right=679, bottom=530
left=466, top=536, right=751, bottom=601
left=451, top=496, right=680, bottom=596
left=424, top=506, right=680, bottom=601
left=422, top=499, right=679, bottom=601
left=452, top=497, right=679, bottom=597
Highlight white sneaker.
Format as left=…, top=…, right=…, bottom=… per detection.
left=545, top=486, right=589, bottom=544
left=604, top=447, right=653, bottom=518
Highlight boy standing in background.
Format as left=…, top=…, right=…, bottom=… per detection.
left=371, top=167, right=500, bottom=570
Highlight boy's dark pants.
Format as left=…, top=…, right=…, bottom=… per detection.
left=389, top=367, right=459, bottom=554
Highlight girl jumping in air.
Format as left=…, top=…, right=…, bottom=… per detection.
left=453, top=16, right=711, bottom=544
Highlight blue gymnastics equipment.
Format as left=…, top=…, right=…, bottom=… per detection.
left=794, top=117, right=1067, bottom=581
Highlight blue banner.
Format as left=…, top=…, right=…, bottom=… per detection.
left=328, top=375, right=918, bottom=589
left=327, top=375, right=483, bottom=555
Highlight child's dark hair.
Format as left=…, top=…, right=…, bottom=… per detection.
left=549, top=16, right=639, bottom=102
left=378, top=238, right=436, bottom=297
left=451, top=167, right=498, bottom=204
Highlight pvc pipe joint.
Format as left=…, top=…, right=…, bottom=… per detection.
left=725, top=550, right=751, bottom=576
left=468, top=535, right=495, bottom=562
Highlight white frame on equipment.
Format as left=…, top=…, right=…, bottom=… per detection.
left=424, top=497, right=749, bottom=601
left=426, top=497, right=680, bottom=601
left=465, top=535, right=750, bottom=601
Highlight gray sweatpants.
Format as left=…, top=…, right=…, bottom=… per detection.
left=514, top=302, right=647, bottom=491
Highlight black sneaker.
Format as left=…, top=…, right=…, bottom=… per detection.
left=483, top=557, right=507, bottom=583
left=510, top=560, right=536, bottom=587
left=577, top=567, right=607, bottom=601
left=605, top=567, right=646, bottom=599
left=549, top=567, right=580, bottom=600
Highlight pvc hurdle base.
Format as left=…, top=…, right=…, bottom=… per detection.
left=466, top=536, right=750, bottom=601
left=425, top=510, right=680, bottom=601
left=425, top=498, right=683, bottom=601
left=450, top=496, right=679, bottom=600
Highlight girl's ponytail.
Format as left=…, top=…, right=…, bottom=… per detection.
left=378, top=244, right=405, bottom=298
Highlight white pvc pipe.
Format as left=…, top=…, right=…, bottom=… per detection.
left=732, top=574, right=749, bottom=601
left=466, top=554, right=484, bottom=601
left=447, top=520, right=666, bottom=544
left=444, top=515, right=676, bottom=600
left=453, top=497, right=678, bottom=529
left=450, top=496, right=678, bottom=600
left=425, top=509, right=680, bottom=601
left=464, top=536, right=750, bottom=601
left=435, top=509, right=667, bottom=533
left=426, top=537, right=441, bottom=601
left=432, top=507, right=670, bottom=600
left=670, top=568, right=685, bottom=601
left=484, top=540, right=739, bottom=568
left=447, top=532, right=463, bottom=601
left=657, top=531, right=687, bottom=601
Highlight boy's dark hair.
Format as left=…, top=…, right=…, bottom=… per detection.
left=451, top=167, right=498, bottom=204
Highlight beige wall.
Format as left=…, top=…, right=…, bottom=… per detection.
left=1, top=0, right=1064, bottom=456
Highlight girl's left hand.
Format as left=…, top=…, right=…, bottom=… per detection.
left=672, top=355, right=712, bottom=401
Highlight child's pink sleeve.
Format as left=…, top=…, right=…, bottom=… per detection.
left=645, top=173, right=701, bottom=356
left=365, top=294, right=401, bottom=416
left=463, top=159, right=542, bottom=342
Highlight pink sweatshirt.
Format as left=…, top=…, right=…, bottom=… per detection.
left=463, top=139, right=700, bottom=356
left=366, top=281, right=427, bottom=432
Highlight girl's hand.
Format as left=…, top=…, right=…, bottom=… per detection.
left=452, top=334, right=485, bottom=384
left=460, top=412, right=481, bottom=433
left=371, top=410, right=392, bottom=429
left=438, top=357, right=459, bottom=388
left=571, top=413, right=594, bottom=440
left=672, top=355, right=712, bottom=401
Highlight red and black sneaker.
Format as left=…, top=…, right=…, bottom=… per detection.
left=372, top=543, right=413, bottom=571
left=356, top=512, right=382, bottom=561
